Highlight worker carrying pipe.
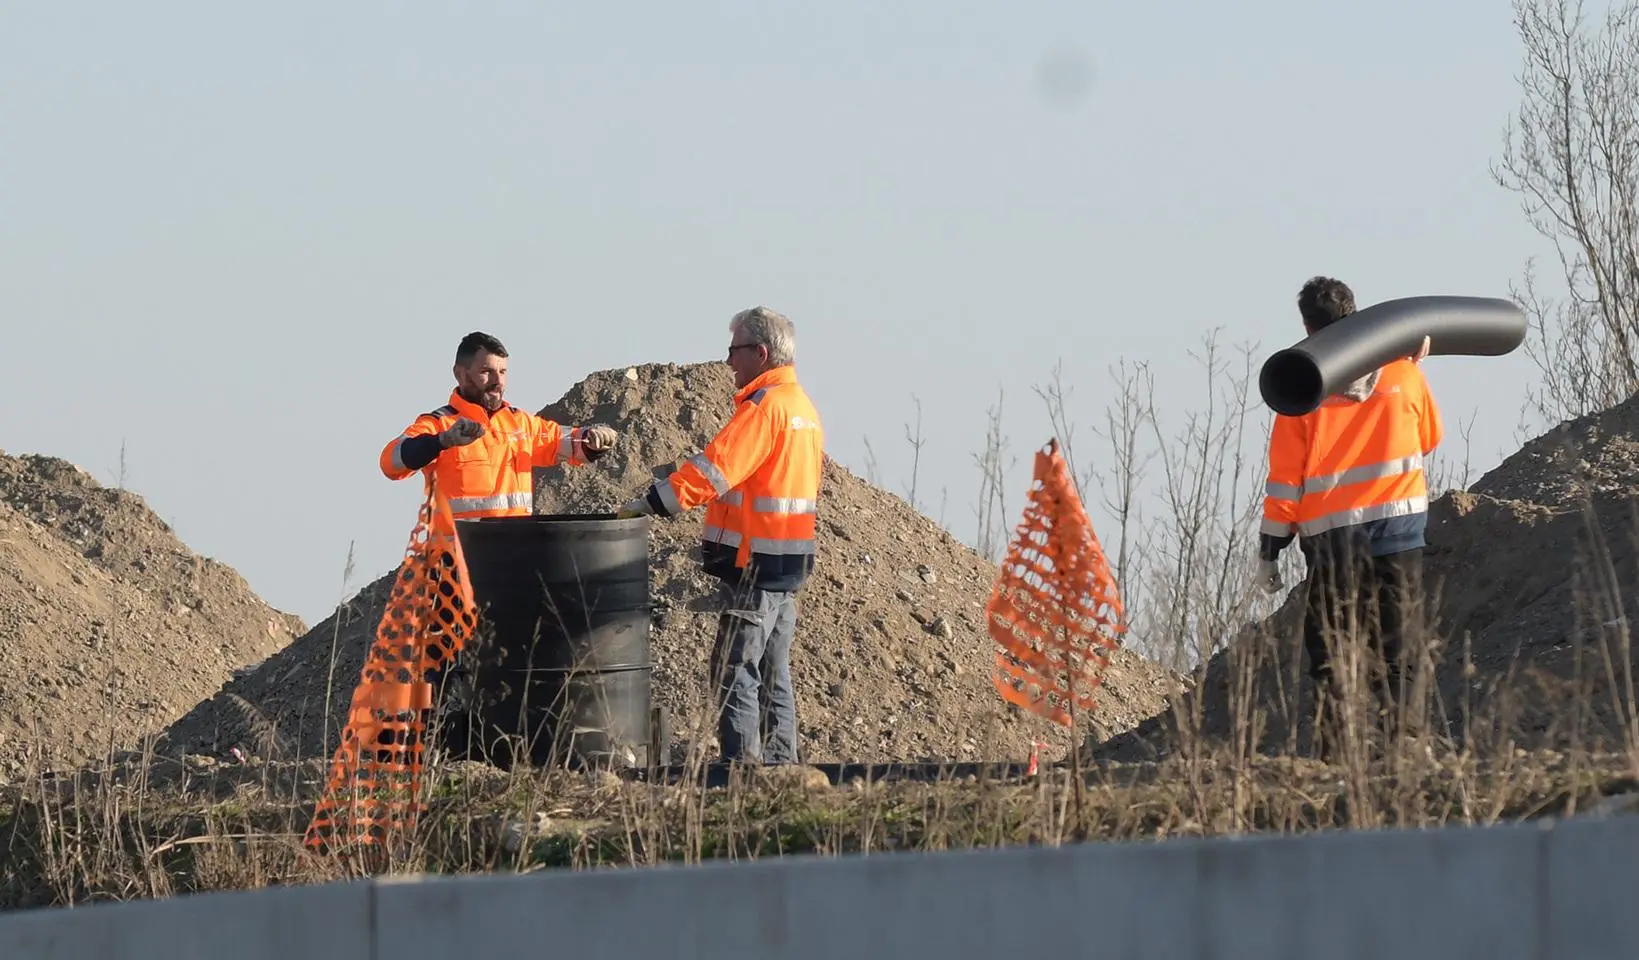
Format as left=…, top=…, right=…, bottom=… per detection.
left=1257, top=278, right=1445, bottom=758
left=616, top=306, right=825, bottom=766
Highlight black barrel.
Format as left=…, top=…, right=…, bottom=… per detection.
left=1258, top=295, right=1526, bottom=417
left=443, top=513, right=654, bottom=770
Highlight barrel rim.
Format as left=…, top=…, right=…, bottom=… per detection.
left=456, top=513, right=652, bottom=531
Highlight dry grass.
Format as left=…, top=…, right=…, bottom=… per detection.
left=3, top=732, right=1635, bottom=913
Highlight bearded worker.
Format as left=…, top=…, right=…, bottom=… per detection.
left=380, top=330, right=619, bottom=521
left=375, top=330, right=621, bottom=746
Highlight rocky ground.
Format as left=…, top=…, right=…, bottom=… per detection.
left=0, top=453, right=305, bottom=775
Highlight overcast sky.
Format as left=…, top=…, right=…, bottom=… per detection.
left=2, top=1, right=1552, bottom=626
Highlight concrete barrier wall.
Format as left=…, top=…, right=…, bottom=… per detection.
left=4, top=814, right=1637, bottom=959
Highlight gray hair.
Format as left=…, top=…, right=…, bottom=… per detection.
left=729, top=306, right=796, bottom=367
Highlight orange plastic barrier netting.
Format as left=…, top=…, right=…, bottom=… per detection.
left=985, top=439, right=1127, bottom=727
left=303, top=475, right=478, bottom=852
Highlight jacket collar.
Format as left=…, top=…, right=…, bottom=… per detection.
left=735, top=364, right=798, bottom=404
left=447, top=389, right=511, bottom=421
left=1338, top=368, right=1381, bottom=402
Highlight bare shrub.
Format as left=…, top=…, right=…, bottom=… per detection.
left=1493, top=0, right=1639, bottom=429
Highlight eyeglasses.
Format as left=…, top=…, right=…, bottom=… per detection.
left=726, top=342, right=762, bottom=359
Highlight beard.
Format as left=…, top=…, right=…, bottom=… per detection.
left=459, top=384, right=504, bottom=411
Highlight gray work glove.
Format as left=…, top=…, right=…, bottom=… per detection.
left=581, top=424, right=618, bottom=456
left=616, top=494, right=654, bottom=519
left=1257, top=559, right=1283, bottom=595
left=439, top=417, right=485, bottom=448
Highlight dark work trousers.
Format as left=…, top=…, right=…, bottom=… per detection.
left=1300, top=539, right=1425, bottom=728
left=709, top=578, right=800, bottom=764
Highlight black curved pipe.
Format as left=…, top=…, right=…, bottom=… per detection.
left=1257, top=295, right=1526, bottom=417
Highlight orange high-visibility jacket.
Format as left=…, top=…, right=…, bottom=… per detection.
left=1260, top=358, right=1443, bottom=561
left=636, top=365, right=824, bottom=591
left=380, top=390, right=595, bottom=535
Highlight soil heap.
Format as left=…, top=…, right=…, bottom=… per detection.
left=162, top=362, right=1179, bottom=765
left=1096, top=393, right=1639, bottom=760
left=0, top=453, right=305, bottom=775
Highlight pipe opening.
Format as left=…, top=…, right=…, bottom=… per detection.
left=1260, top=350, right=1324, bottom=417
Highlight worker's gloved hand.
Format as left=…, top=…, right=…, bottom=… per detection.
left=1410, top=335, right=1431, bottom=364
left=1257, top=559, right=1284, bottom=595
left=616, top=495, right=653, bottom=520
left=581, top=424, right=618, bottom=457
left=439, top=418, right=485, bottom=448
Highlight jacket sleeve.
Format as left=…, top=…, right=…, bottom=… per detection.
left=643, top=399, right=777, bottom=517
left=381, top=416, right=446, bottom=480
left=1259, top=413, right=1307, bottom=560
left=1417, top=369, right=1444, bottom=455
left=530, top=417, right=589, bottom=469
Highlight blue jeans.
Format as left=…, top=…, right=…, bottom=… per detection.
left=710, top=581, right=799, bottom=763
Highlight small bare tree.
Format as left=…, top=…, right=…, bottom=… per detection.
left=971, top=388, right=1015, bottom=562
left=1493, top=0, right=1639, bottom=428
left=1426, top=407, right=1480, bottom=497
left=1139, top=333, right=1265, bottom=671
left=903, top=395, right=926, bottom=511
left=104, top=439, right=129, bottom=492
left=1088, top=358, right=1158, bottom=625
left=1034, top=360, right=1098, bottom=498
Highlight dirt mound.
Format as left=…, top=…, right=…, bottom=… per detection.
left=1467, top=394, right=1639, bottom=508
left=530, top=361, right=742, bottom=516
left=0, top=453, right=305, bottom=776
left=1097, top=396, right=1639, bottom=761
left=163, top=362, right=1180, bottom=764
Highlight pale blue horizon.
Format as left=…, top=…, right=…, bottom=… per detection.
left=2, top=1, right=1557, bottom=628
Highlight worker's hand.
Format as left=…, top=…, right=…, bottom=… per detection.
left=439, top=418, right=485, bottom=448
left=581, top=424, right=618, bottom=454
left=1257, top=559, right=1284, bottom=595
left=616, top=496, right=653, bottom=520
left=1410, top=335, right=1431, bottom=364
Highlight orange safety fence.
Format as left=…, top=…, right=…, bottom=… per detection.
left=303, top=473, right=478, bottom=852
left=985, top=439, right=1126, bottom=728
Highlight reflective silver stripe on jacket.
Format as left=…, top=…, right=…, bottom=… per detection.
left=389, top=433, right=411, bottom=473
left=749, top=537, right=816, bottom=555
left=1260, top=517, right=1296, bottom=537
left=1296, top=496, right=1428, bottom=537
left=1265, top=481, right=1301, bottom=501
left=753, top=496, right=818, bottom=514
left=657, top=481, right=682, bottom=515
left=449, top=491, right=533, bottom=515
left=689, top=454, right=731, bottom=494
left=1301, top=454, right=1425, bottom=495
left=702, top=525, right=743, bottom=547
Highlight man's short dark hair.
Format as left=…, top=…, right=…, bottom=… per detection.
left=1296, top=277, right=1356, bottom=331
left=456, top=331, right=508, bottom=365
